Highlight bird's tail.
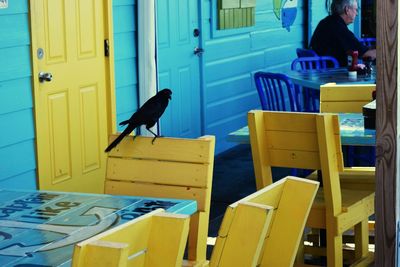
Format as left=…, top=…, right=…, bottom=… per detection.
left=119, top=119, right=129, bottom=126
left=104, top=129, right=130, bottom=152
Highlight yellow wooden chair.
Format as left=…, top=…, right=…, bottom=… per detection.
left=209, top=176, right=319, bottom=267
left=319, top=83, right=376, bottom=191
left=72, top=209, right=190, bottom=267
left=104, top=135, right=215, bottom=266
left=319, top=83, right=375, bottom=113
left=248, top=110, right=375, bottom=267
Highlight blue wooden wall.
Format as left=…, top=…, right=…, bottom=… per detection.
left=0, top=1, right=37, bottom=190
left=202, top=0, right=306, bottom=153
left=0, top=0, right=139, bottom=190
left=113, top=0, right=139, bottom=133
left=0, top=0, right=349, bottom=188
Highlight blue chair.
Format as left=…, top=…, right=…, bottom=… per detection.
left=291, top=56, right=339, bottom=71
left=296, top=48, right=318, bottom=57
left=254, top=71, right=304, bottom=177
left=291, top=56, right=339, bottom=112
left=254, top=72, right=301, bottom=112
left=359, top=37, right=376, bottom=48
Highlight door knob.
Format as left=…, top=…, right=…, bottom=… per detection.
left=193, top=47, right=204, bottom=56
left=39, top=72, right=53, bottom=83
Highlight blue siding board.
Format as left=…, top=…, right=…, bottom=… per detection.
left=113, top=5, right=136, bottom=33
left=0, top=5, right=36, bottom=190
left=0, top=109, right=35, bottom=148
left=0, top=14, right=30, bottom=49
left=206, top=92, right=258, bottom=126
left=206, top=74, right=254, bottom=103
left=115, top=84, right=139, bottom=114
left=114, top=58, right=138, bottom=88
left=250, top=26, right=304, bottom=50
left=0, top=46, right=32, bottom=81
left=114, top=32, right=137, bottom=60
left=112, top=1, right=139, bottom=132
left=0, top=170, right=37, bottom=190
left=113, top=0, right=136, bottom=6
left=0, top=140, right=36, bottom=181
left=0, top=78, right=33, bottom=114
left=205, top=35, right=252, bottom=61
left=205, top=52, right=265, bottom=82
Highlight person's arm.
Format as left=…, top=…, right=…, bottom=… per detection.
left=362, top=49, right=376, bottom=60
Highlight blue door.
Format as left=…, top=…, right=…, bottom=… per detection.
left=156, top=0, right=202, bottom=138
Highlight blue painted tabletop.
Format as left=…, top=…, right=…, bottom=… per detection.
left=227, top=113, right=375, bottom=146
left=286, top=68, right=376, bottom=90
left=0, top=190, right=197, bottom=266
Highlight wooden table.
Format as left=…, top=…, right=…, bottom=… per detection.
left=228, top=113, right=375, bottom=146
left=0, top=190, right=197, bottom=266
left=286, top=68, right=376, bottom=90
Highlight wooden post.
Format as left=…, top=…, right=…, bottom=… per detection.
left=375, top=0, right=397, bottom=265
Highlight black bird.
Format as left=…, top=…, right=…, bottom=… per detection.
left=104, top=88, right=172, bottom=152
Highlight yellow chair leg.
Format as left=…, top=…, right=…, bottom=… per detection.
left=354, top=219, right=369, bottom=260
left=326, top=229, right=343, bottom=267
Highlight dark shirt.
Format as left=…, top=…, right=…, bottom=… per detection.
left=309, top=14, right=368, bottom=67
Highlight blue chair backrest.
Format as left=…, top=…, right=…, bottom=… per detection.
left=296, top=48, right=318, bottom=57
left=291, top=56, right=339, bottom=71
left=254, top=72, right=300, bottom=111
left=359, top=37, right=376, bottom=47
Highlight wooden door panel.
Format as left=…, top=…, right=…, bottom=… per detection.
left=157, top=0, right=201, bottom=138
left=48, top=91, right=72, bottom=183
left=31, top=0, right=108, bottom=193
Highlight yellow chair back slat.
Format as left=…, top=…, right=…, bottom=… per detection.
left=72, top=209, right=190, bottom=267
left=320, top=83, right=376, bottom=113
left=210, top=176, right=319, bottom=267
left=249, top=110, right=343, bottom=189
left=106, top=135, right=213, bottom=164
left=107, top=157, right=209, bottom=187
left=104, top=135, right=215, bottom=265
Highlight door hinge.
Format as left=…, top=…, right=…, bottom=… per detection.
left=104, top=39, right=110, bottom=57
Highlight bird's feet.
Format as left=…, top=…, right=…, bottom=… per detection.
left=151, top=135, right=163, bottom=144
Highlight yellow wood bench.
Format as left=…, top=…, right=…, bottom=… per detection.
left=72, top=209, right=190, bottom=267
left=104, top=135, right=215, bottom=266
left=248, top=110, right=375, bottom=267
left=210, top=176, right=319, bottom=267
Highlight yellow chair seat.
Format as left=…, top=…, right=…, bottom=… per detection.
left=307, top=167, right=375, bottom=191
left=308, top=189, right=374, bottom=230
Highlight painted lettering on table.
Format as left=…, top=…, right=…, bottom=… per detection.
left=0, top=193, right=59, bottom=219
left=119, top=200, right=177, bottom=220
left=0, top=191, right=183, bottom=265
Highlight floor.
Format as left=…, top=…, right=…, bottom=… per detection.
left=206, top=144, right=375, bottom=266
left=207, top=144, right=290, bottom=255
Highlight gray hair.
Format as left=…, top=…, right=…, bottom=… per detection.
left=330, top=0, right=357, bottom=15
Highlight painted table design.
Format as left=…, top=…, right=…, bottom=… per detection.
left=227, top=113, right=376, bottom=146
left=0, top=190, right=197, bottom=266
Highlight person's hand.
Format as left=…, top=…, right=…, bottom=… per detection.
left=363, top=49, right=376, bottom=60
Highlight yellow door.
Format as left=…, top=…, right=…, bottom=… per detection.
left=30, top=1, right=109, bottom=193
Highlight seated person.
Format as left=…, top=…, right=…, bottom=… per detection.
left=309, top=0, right=376, bottom=67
